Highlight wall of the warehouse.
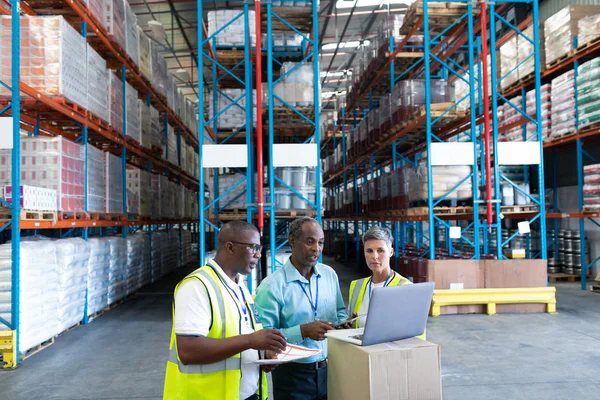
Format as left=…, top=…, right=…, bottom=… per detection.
left=540, top=0, right=600, bottom=21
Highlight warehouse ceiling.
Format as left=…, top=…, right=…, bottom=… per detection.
left=128, top=0, right=412, bottom=111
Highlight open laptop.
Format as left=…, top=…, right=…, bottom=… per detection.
left=326, top=282, right=435, bottom=346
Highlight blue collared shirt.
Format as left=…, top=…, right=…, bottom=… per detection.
left=254, top=258, right=348, bottom=363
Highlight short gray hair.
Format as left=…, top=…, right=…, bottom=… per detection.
left=362, top=226, right=393, bottom=247
left=289, top=217, right=319, bottom=239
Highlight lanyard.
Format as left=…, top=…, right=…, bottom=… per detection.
left=368, top=272, right=393, bottom=299
left=299, top=275, right=319, bottom=320
left=223, top=281, right=249, bottom=323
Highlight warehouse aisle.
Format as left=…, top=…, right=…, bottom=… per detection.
left=2, top=257, right=600, bottom=400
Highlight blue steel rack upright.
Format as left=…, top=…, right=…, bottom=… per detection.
left=197, top=1, right=256, bottom=278
left=265, top=0, right=322, bottom=273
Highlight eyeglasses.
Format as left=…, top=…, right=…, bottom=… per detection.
left=230, top=241, right=263, bottom=254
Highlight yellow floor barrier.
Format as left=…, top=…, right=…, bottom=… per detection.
left=0, top=330, right=16, bottom=369
left=430, top=287, right=557, bottom=317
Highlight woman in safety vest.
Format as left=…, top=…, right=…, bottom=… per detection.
left=347, top=226, right=425, bottom=340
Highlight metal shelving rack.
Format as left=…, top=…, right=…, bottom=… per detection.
left=322, top=0, right=546, bottom=266
left=265, top=0, right=322, bottom=273
left=0, top=0, right=201, bottom=366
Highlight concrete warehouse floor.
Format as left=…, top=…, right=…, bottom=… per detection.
left=1, top=257, right=600, bottom=400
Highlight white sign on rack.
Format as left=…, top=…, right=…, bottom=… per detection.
left=430, top=143, right=475, bottom=166
left=202, top=144, right=248, bottom=168
left=273, top=144, right=318, bottom=167
left=497, top=142, right=541, bottom=165
left=0, top=117, right=14, bottom=149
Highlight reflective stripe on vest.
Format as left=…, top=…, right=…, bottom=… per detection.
left=198, top=269, right=226, bottom=338
left=168, top=346, right=241, bottom=374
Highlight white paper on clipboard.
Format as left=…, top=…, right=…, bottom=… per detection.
left=253, top=344, right=322, bottom=365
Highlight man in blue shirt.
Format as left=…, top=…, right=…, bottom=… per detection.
left=255, top=217, right=349, bottom=400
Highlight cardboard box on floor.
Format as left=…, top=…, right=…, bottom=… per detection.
left=426, top=259, right=547, bottom=314
left=328, top=337, right=442, bottom=400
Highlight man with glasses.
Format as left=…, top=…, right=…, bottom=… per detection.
left=255, top=217, right=350, bottom=400
left=163, top=220, right=287, bottom=400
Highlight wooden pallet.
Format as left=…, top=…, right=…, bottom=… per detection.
left=274, top=210, right=317, bottom=218
left=545, top=51, right=575, bottom=70
left=407, top=206, right=472, bottom=216
left=21, top=336, right=55, bottom=361
left=0, top=208, right=57, bottom=221
left=548, top=273, right=583, bottom=283
left=500, top=205, right=539, bottom=214
left=577, top=36, right=600, bottom=52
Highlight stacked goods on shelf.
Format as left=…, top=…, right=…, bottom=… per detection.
left=126, top=82, right=141, bottom=143
left=86, top=238, right=110, bottom=317
left=175, top=184, right=184, bottom=219
left=577, top=58, right=600, bottom=130
left=0, top=16, right=87, bottom=109
left=578, top=14, right=600, bottom=48
left=550, top=70, right=576, bottom=140
left=137, top=234, right=151, bottom=287
left=211, top=172, right=247, bottom=210
left=104, top=0, right=126, bottom=51
left=273, top=167, right=317, bottom=210
left=181, top=98, right=198, bottom=138
left=84, top=0, right=104, bottom=28
left=151, top=231, right=167, bottom=282
left=151, top=175, right=161, bottom=217
left=525, top=85, right=551, bottom=141
left=140, top=102, right=160, bottom=150
left=500, top=35, right=518, bottom=89
left=167, top=75, right=177, bottom=111
left=517, top=25, right=544, bottom=81
left=107, top=237, right=127, bottom=305
left=125, top=233, right=149, bottom=295
left=55, top=238, right=90, bottom=332
left=3, top=185, right=58, bottom=211
left=158, top=175, right=175, bottom=218
left=166, top=181, right=177, bottom=218
left=265, top=32, right=304, bottom=48
left=109, top=71, right=124, bottom=133
left=105, top=152, right=124, bottom=214
left=209, top=89, right=257, bottom=128
left=86, top=44, right=110, bottom=123
left=277, top=62, right=319, bottom=109
left=137, top=27, right=152, bottom=80
left=181, top=229, right=192, bottom=265
left=0, top=137, right=85, bottom=212
left=126, top=168, right=151, bottom=216
left=207, top=10, right=256, bottom=46
left=167, top=229, right=182, bottom=270
left=544, top=5, right=600, bottom=68
left=583, top=164, right=600, bottom=210
left=499, top=95, right=523, bottom=142
left=0, top=241, right=59, bottom=354
left=151, top=42, right=168, bottom=98
left=87, top=145, right=106, bottom=213
left=167, top=125, right=178, bottom=164
left=123, top=0, right=139, bottom=65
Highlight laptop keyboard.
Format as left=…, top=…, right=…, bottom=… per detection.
left=350, top=334, right=364, bottom=341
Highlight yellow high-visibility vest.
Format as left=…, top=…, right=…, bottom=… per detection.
left=163, top=265, right=268, bottom=400
left=347, top=271, right=426, bottom=340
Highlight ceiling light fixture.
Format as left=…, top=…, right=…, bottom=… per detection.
left=335, top=0, right=413, bottom=9
left=321, top=40, right=370, bottom=51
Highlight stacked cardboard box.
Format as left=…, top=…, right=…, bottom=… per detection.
left=105, top=152, right=124, bottom=214
left=4, top=185, right=58, bottom=211
left=161, top=176, right=175, bottom=219
left=124, top=0, right=139, bottom=65
left=208, top=89, right=257, bottom=129
left=577, top=58, right=600, bottom=130
left=550, top=70, right=576, bottom=139
left=137, top=26, right=152, bottom=80
left=126, top=82, right=141, bottom=143
left=140, top=102, right=160, bottom=150
left=87, top=145, right=107, bottom=213
left=85, top=0, right=104, bottom=28
left=544, top=5, right=600, bottom=68
left=104, top=0, right=126, bottom=51
left=151, top=42, right=168, bottom=98
left=0, top=137, right=85, bottom=212
left=578, top=14, right=600, bottom=48
left=109, top=71, right=124, bottom=133
left=207, top=10, right=256, bottom=46
left=0, top=16, right=87, bottom=109
left=167, top=125, right=178, bottom=165
left=151, top=174, right=161, bottom=217
left=87, top=44, right=110, bottom=123
left=126, top=168, right=151, bottom=216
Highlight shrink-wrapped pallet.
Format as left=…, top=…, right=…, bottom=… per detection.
left=127, top=168, right=152, bottom=216
left=151, top=174, right=161, bottom=217
left=105, top=152, right=124, bottom=214
left=578, top=14, right=600, bottom=48
left=107, top=236, right=127, bottom=305
left=124, top=0, right=139, bottom=65
left=104, top=0, right=126, bottom=51
left=207, top=10, right=256, bottom=46
left=151, top=231, right=167, bottom=282
left=109, top=71, right=124, bottom=133
left=88, top=145, right=107, bottom=213
left=55, top=238, right=90, bottom=332
left=0, top=16, right=87, bottom=109
left=151, top=42, right=168, bottom=97
left=126, top=82, right=141, bottom=143
left=0, top=240, right=60, bottom=354
left=86, top=238, right=110, bottom=316
left=137, top=26, right=152, bottom=79
left=87, top=44, right=110, bottom=123
left=167, top=125, right=178, bottom=165
left=125, top=233, right=149, bottom=295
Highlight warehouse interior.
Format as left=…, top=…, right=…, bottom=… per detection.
left=1, top=0, right=600, bottom=399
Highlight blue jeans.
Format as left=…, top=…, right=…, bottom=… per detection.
left=272, top=362, right=327, bottom=400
